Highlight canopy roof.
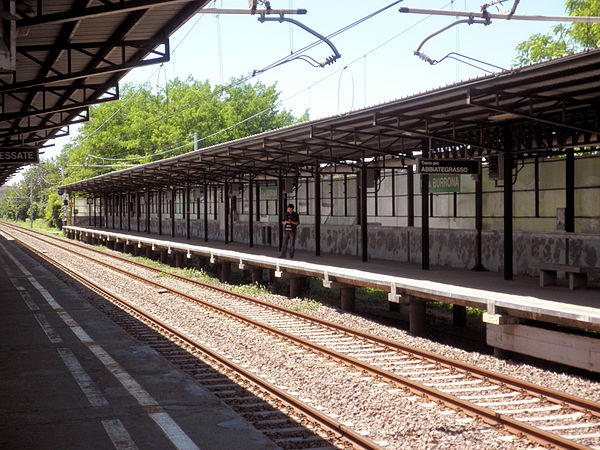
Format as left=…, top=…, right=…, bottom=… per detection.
left=60, top=47, right=600, bottom=195
left=0, top=0, right=211, bottom=185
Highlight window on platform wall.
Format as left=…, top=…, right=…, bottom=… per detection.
left=346, top=174, right=357, bottom=217
left=174, top=189, right=183, bottom=216
left=161, top=191, right=169, bottom=215
left=140, top=195, right=145, bottom=215
left=206, top=186, right=213, bottom=217
left=332, top=174, right=346, bottom=216
left=190, top=189, right=197, bottom=216
left=242, top=184, right=249, bottom=215
left=376, top=169, right=394, bottom=217
left=148, top=193, right=154, bottom=214
left=297, top=179, right=311, bottom=216
left=322, top=175, right=332, bottom=217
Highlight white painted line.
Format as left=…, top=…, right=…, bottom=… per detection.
left=102, top=419, right=139, bottom=450
left=8, top=278, right=40, bottom=311
left=19, top=291, right=39, bottom=310
left=1, top=241, right=200, bottom=450
left=34, top=313, right=62, bottom=343
left=57, top=348, right=108, bottom=407
left=149, top=412, right=202, bottom=450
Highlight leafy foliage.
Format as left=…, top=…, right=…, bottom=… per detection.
left=61, top=77, right=303, bottom=184
left=2, top=77, right=304, bottom=228
left=514, top=0, right=600, bottom=65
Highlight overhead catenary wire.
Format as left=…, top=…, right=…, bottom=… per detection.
left=85, top=0, right=409, bottom=162
left=89, top=1, right=454, bottom=166
left=78, top=11, right=210, bottom=144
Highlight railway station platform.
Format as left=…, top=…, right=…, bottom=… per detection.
left=0, top=233, right=277, bottom=449
left=65, top=226, right=600, bottom=374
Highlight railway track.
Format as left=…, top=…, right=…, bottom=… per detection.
left=4, top=222, right=600, bottom=449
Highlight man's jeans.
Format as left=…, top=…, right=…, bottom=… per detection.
left=279, top=230, right=296, bottom=258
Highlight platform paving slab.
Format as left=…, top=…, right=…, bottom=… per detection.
left=0, top=236, right=278, bottom=450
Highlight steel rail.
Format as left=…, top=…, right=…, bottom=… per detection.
left=19, top=223, right=600, bottom=417
left=2, top=225, right=381, bottom=450
left=4, top=224, right=598, bottom=449
left=4, top=223, right=598, bottom=449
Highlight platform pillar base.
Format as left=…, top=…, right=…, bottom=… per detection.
left=289, top=277, right=306, bottom=299
left=251, top=268, right=263, bottom=284
left=220, top=262, right=231, bottom=283
left=453, top=304, right=467, bottom=328
left=175, top=252, right=184, bottom=268
left=160, top=249, right=168, bottom=264
left=341, top=287, right=356, bottom=311
left=409, top=297, right=426, bottom=336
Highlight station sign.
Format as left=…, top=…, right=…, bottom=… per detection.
left=259, top=185, right=278, bottom=200
left=0, top=148, right=39, bottom=164
left=417, top=158, right=479, bottom=175
left=429, top=174, right=461, bottom=193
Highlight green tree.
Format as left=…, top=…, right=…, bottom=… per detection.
left=60, top=77, right=305, bottom=184
left=514, top=0, right=600, bottom=65
left=45, top=191, right=63, bottom=229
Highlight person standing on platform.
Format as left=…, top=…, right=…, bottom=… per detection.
left=279, top=204, right=299, bottom=258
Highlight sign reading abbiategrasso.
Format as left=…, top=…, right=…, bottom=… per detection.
left=416, top=158, right=479, bottom=175
left=0, top=149, right=39, bottom=164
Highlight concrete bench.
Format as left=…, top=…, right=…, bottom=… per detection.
left=530, top=263, right=599, bottom=290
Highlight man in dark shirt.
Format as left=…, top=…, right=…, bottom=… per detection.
left=279, top=203, right=299, bottom=258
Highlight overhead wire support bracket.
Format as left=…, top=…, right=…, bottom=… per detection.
left=398, top=7, right=600, bottom=24
left=200, top=8, right=307, bottom=15
left=414, top=17, right=490, bottom=65
left=258, top=14, right=341, bottom=67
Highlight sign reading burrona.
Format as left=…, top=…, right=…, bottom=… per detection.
left=417, top=158, right=479, bottom=175
left=0, top=149, right=39, bottom=164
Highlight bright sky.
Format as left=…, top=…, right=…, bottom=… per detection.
left=16, top=0, right=571, bottom=183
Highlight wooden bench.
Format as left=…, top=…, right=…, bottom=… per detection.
left=530, top=264, right=599, bottom=290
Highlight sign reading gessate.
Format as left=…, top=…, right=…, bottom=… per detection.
left=0, top=149, right=39, bottom=164
left=417, top=158, right=479, bottom=175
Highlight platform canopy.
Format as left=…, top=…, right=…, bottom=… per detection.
left=0, top=0, right=213, bottom=185
left=59, top=47, right=600, bottom=196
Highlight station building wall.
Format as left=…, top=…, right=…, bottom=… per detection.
left=71, top=154, right=600, bottom=276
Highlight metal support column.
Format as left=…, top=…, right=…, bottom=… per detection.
left=503, top=127, right=514, bottom=280
left=104, top=196, right=108, bottom=229
left=315, top=165, right=321, bottom=257
left=255, top=181, right=261, bottom=223
left=170, top=188, right=175, bottom=237
left=421, top=140, right=430, bottom=270
left=565, top=149, right=575, bottom=233
left=278, top=176, right=284, bottom=252
left=158, top=188, right=162, bottom=235
left=248, top=178, right=254, bottom=247
left=473, top=160, right=485, bottom=271
left=136, top=192, right=140, bottom=232
left=204, top=179, right=209, bottom=241
left=407, top=163, right=414, bottom=227
left=360, top=167, right=368, bottom=262
left=224, top=182, right=230, bottom=244
left=186, top=186, right=191, bottom=240
left=127, top=193, right=131, bottom=232
left=145, top=191, right=150, bottom=233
